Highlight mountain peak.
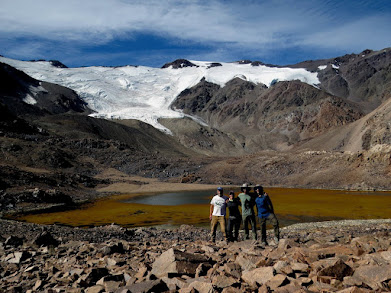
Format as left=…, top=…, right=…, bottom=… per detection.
left=49, top=60, right=68, bottom=68
left=161, top=59, right=197, bottom=69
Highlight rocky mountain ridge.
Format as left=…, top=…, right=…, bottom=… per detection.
left=0, top=62, right=90, bottom=117
left=292, top=48, right=391, bottom=111
left=171, top=48, right=391, bottom=153
left=172, top=78, right=364, bottom=152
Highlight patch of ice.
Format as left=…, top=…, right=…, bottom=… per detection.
left=23, top=94, right=37, bottom=105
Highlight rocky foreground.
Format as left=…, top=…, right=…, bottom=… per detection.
left=1, top=219, right=391, bottom=293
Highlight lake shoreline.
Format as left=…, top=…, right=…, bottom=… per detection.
left=2, top=170, right=391, bottom=229
left=3, top=173, right=391, bottom=228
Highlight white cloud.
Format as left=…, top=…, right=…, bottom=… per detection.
left=299, top=14, right=391, bottom=52
left=1, top=0, right=390, bottom=65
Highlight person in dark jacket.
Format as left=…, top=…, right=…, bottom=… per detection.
left=254, top=184, right=279, bottom=245
left=227, top=190, right=241, bottom=242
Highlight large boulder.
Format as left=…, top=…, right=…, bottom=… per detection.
left=116, top=279, right=169, bottom=293
left=151, top=248, right=211, bottom=278
left=352, top=264, right=391, bottom=290
left=212, top=274, right=239, bottom=290
left=33, top=231, right=59, bottom=247
left=234, top=253, right=257, bottom=271
left=241, top=267, right=275, bottom=287
left=182, top=280, right=214, bottom=293
left=83, top=268, right=110, bottom=286
left=223, top=263, right=242, bottom=279
left=313, top=258, right=354, bottom=281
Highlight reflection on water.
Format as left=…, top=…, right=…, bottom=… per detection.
left=123, top=190, right=214, bottom=205
left=10, top=188, right=391, bottom=228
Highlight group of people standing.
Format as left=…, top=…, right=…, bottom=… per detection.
left=209, top=183, right=280, bottom=245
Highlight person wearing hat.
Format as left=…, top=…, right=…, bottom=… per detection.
left=238, top=183, right=257, bottom=241
left=209, top=187, right=229, bottom=243
left=254, top=184, right=280, bottom=245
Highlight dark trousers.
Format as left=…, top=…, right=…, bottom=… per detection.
left=243, top=215, right=257, bottom=240
left=258, top=213, right=279, bottom=242
left=227, top=216, right=241, bottom=241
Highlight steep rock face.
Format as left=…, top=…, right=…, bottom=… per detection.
left=297, top=96, right=391, bottom=152
left=360, top=99, right=391, bottom=149
left=293, top=48, right=391, bottom=112
left=0, top=62, right=90, bottom=116
left=172, top=79, right=363, bottom=150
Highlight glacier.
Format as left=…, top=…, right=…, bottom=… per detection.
left=0, top=57, right=320, bottom=133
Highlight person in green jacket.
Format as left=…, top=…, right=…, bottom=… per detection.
left=237, top=183, right=257, bottom=240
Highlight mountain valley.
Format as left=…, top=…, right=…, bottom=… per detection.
left=1, top=48, right=391, bottom=213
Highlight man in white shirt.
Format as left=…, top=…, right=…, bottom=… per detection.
left=209, top=187, right=228, bottom=243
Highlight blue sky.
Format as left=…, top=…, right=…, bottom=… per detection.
left=1, top=0, right=390, bottom=68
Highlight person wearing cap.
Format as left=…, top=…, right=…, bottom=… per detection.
left=209, top=187, right=229, bottom=243
left=238, top=183, right=257, bottom=241
left=254, top=184, right=280, bottom=245
left=227, top=190, right=241, bottom=242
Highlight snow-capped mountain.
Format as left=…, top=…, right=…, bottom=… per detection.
left=0, top=56, right=319, bottom=133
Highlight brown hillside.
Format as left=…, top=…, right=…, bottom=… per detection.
left=172, top=79, right=363, bottom=151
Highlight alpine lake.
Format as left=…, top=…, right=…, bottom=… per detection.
left=8, top=187, right=391, bottom=229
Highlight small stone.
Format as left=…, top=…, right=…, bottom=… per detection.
left=186, top=280, right=214, bottom=293
left=119, top=279, right=169, bottom=293
left=223, top=262, right=242, bottom=279
left=298, top=277, right=313, bottom=286
left=291, top=262, right=309, bottom=273
left=266, top=274, right=289, bottom=290
left=195, top=262, right=212, bottom=277
left=212, top=274, right=238, bottom=289
left=85, top=285, right=105, bottom=293
left=33, top=280, right=43, bottom=291
left=6, top=251, right=31, bottom=264
left=234, top=253, right=256, bottom=271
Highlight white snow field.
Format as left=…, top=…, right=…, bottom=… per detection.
left=0, top=57, right=319, bottom=133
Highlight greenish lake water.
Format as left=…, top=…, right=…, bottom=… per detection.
left=11, top=188, right=391, bottom=228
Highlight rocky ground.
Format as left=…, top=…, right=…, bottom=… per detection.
left=1, top=218, right=391, bottom=292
